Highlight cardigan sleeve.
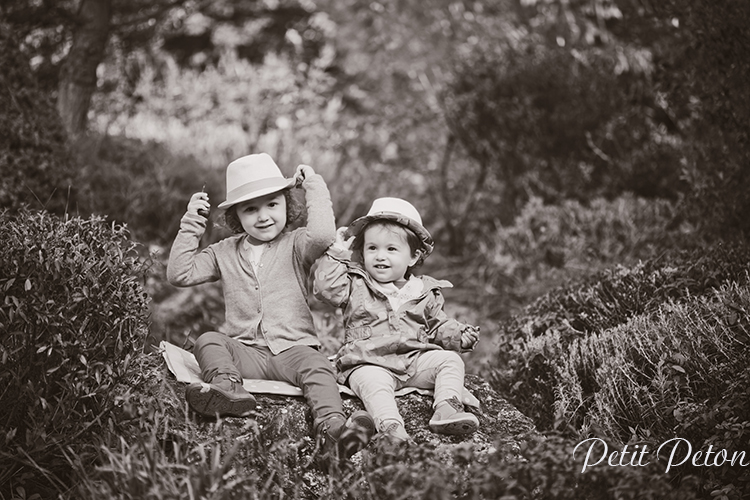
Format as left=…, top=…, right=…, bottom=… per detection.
left=294, top=173, right=337, bottom=268
left=166, top=212, right=221, bottom=286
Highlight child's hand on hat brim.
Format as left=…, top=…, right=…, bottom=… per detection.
left=187, top=192, right=210, bottom=217
left=294, top=164, right=315, bottom=185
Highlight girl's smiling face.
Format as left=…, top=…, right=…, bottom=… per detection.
left=235, top=192, right=287, bottom=244
left=362, top=225, right=420, bottom=284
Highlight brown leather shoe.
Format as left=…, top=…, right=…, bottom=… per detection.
left=185, top=376, right=256, bottom=418
left=316, top=410, right=376, bottom=472
left=337, top=410, right=376, bottom=459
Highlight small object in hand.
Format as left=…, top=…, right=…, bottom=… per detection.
left=198, top=184, right=210, bottom=218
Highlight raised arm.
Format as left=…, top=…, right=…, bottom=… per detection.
left=293, top=164, right=336, bottom=267
left=166, top=194, right=221, bottom=286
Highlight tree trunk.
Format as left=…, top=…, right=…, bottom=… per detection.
left=57, top=0, right=112, bottom=138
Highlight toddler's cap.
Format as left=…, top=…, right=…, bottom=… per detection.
left=346, top=197, right=434, bottom=258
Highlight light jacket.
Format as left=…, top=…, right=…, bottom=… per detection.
left=313, top=246, right=471, bottom=383
left=167, top=174, right=336, bottom=355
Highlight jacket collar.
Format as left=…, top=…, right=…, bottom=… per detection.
left=347, top=261, right=452, bottom=298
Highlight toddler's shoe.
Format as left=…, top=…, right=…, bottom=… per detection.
left=428, top=396, right=479, bottom=435
left=377, top=420, right=410, bottom=445
left=185, top=375, right=257, bottom=418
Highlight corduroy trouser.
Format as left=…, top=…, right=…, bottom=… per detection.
left=194, top=331, right=344, bottom=430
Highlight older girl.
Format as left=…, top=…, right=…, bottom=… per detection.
left=167, top=153, right=374, bottom=461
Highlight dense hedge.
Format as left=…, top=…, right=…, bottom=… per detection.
left=490, top=242, right=750, bottom=498
left=0, top=209, right=149, bottom=498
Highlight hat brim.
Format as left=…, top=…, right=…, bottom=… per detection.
left=345, top=212, right=434, bottom=257
left=217, top=177, right=296, bottom=210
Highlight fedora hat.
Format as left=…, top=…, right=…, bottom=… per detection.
left=346, top=197, right=434, bottom=257
left=218, top=153, right=296, bottom=209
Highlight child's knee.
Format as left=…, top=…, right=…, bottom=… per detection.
left=431, top=350, right=465, bottom=377
left=193, top=331, right=226, bottom=351
left=437, top=350, right=463, bottom=367
left=297, top=350, right=337, bottom=378
left=349, top=366, right=396, bottom=395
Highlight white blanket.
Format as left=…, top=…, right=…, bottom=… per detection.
left=160, top=340, right=480, bottom=408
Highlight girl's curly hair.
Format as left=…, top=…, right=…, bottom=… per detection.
left=222, top=189, right=303, bottom=235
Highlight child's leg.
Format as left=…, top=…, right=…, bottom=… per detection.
left=268, top=345, right=375, bottom=461
left=406, top=350, right=464, bottom=402
left=193, top=331, right=267, bottom=382
left=187, top=332, right=260, bottom=417
left=267, top=345, right=345, bottom=429
left=348, top=365, right=408, bottom=441
left=407, top=350, right=479, bottom=435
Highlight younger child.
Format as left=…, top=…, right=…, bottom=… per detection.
left=313, top=197, right=480, bottom=443
left=167, top=153, right=374, bottom=461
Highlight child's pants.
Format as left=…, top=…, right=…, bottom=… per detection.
left=347, top=349, right=465, bottom=432
left=193, top=331, right=344, bottom=431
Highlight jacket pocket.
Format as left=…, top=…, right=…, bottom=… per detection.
left=346, top=326, right=372, bottom=342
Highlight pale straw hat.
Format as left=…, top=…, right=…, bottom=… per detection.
left=346, top=197, right=434, bottom=257
left=217, top=153, right=296, bottom=209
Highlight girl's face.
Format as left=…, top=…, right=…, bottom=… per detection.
left=363, top=225, right=420, bottom=284
left=235, top=192, right=287, bottom=244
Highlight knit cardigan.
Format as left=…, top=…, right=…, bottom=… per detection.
left=167, top=174, right=336, bottom=355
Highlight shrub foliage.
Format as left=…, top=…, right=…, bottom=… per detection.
left=490, top=243, right=750, bottom=498
left=0, top=209, right=149, bottom=498
left=493, top=243, right=750, bottom=429
left=74, top=351, right=701, bottom=500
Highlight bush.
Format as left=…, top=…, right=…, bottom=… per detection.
left=587, top=282, right=750, bottom=495
left=0, top=31, right=78, bottom=215
left=491, top=242, right=750, bottom=431
left=442, top=42, right=685, bottom=221
left=0, top=209, right=150, bottom=498
left=490, top=194, right=686, bottom=299
left=490, top=243, right=750, bottom=497
left=442, top=194, right=689, bottom=322
left=655, top=0, right=750, bottom=239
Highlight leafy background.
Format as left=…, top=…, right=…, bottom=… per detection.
left=1, top=0, right=750, bottom=498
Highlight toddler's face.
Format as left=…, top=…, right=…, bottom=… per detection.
left=235, top=192, right=287, bottom=244
left=362, top=225, right=419, bottom=284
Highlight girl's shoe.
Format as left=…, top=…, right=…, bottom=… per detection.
left=377, top=421, right=410, bottom=445
left=185, top=376, right=257, bottom=418
left=428, top=396, right=479, bottom=435
left=316, top=410, right=376, bottom=472
left=337, top=410, right=377, bottom=459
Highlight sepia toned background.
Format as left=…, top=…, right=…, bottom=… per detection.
left=2, top=0, right=749, bottom=498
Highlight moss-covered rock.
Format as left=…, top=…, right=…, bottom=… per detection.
left=106, top=348, right=537, bottom=498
